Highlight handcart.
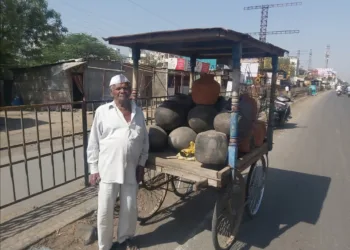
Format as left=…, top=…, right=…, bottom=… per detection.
left=104, top=28, right=287, bottom=250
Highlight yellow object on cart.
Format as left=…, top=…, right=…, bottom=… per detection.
left=176, top=141, right=196, bottom=161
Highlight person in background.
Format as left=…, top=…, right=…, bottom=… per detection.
left=87, top=74, right=149, bottom=250
left=285, top=84, right=290, bottom=98
left=336, top=84, right=342, bottom=92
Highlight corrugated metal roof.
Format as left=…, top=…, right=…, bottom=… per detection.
left=59, top=61, right=87, bottom=71
left=10, top=59, right=86, bottom=71
left=51, top=61, right=87, bottom=76
left=104, top=28, right=288, bottom=60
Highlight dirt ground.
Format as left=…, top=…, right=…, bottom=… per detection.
left=0, top=110, right=94, bottom=148
left=32, top=213, right=100, bottom=250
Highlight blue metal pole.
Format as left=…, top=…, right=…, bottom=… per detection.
left=228, top=42, right=242, bottom=180
left=267, top=55, right=279, bottom=151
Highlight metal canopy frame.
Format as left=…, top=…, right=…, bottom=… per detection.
left=104, top=27, right=288, bottom=59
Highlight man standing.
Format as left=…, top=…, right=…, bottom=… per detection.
left=87, top=74, right=149, bottom=250
left=285, top=84, right=290, bottom=97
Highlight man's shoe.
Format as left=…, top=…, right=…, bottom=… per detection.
left=124, top=239, right=139, bottom=250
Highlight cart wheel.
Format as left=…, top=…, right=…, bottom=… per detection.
left=138, top=169, right=169, bottom=222
left=171, top=176, right=194, bottom=198
left=245, top=156, right=267, bottom=218
left=212, top=171, right=245, bottom=250
left=114, top=168, right=169, bottom=223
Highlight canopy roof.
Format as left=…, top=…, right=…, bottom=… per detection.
left=104, top=28, right=288, bottom=60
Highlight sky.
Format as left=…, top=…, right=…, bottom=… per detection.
left=47, top=0, right=350, bottom=82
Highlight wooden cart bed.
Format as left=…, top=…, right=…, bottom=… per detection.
left=146, top=142, right=268, bottom=188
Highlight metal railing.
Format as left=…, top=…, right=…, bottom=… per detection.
left=0, top=102, right=87, bottom=209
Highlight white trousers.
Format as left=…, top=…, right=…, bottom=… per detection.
left=97, top=182, right=138, bottom=250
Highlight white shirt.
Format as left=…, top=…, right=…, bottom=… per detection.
left=87, top=101, right=149, bottom=184
left=336, top=86, right=342, bottom=91
left=285, top=86, right=290, bottom=92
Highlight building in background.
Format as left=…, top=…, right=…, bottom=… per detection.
left=289, top=56, right=299, bottom=76
left=126, top=49, right=181, bottom=67
left=10, top=59, right=87, bottom=107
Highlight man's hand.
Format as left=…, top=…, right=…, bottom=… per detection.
left=89, top=173, right=100, bottom=186
left=136, top=165, right=145, bottom=183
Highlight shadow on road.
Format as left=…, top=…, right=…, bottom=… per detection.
left=136, top=168, right=330, bottom=249
left=0, top=187, right=96, bottom=242
left=0, top=117, right=48, bottom=132
left=136, top=189, right=217, bottom=248
left=233, top=167, right=331, bottom=249
left=274, top=122, right=307, bottom=130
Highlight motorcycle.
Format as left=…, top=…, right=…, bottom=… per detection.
left=273, top=95, right=292, bottom=127
left=336, top=90, right=342, bottom=96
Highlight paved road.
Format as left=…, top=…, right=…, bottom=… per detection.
left=134, top=91, right=350, bottom=250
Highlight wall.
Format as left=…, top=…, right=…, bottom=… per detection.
left=83, top=59, right=123, bottom=102
left=122, top=64, right=154, bottom=99
left=12, top=64, right=73, bottom=105
left=83, top=60, right=168, bottom=101
left=84, top=68, right=120, bottom=101
left=153, top=69, right=168, bottom=97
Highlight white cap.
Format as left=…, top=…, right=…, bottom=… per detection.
left=109, top=74, right=130, bottom=86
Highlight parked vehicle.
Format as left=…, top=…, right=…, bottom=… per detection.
left=342, top=86, right=347, bottom=95
left=273, top=95, right=292, bottom=127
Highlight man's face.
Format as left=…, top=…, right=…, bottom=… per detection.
left=111, top=82, right=131, bottom=101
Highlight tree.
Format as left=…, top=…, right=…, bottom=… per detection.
left=40, top=33, right=122, bottom=63
left=140, top=51, right=163, bottom=67
left=263, top=57, right=296, bottom=78
left=143, top=53, right=158, bottom=67
left=0, top=0, right=68, bottom=67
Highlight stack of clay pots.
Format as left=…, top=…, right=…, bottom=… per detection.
left=148, top=74, right=267, bottom=168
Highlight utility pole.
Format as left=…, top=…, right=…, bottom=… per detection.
left=244, top=2, right=302, bottom=42
left=295, top=50, right=300, bottom=76
left=244, top=2, right=302, bottom=73
left=308, top=49, right=312, bottom=71
left=325, top=44, right=330, bottom=68
left=288, top=49, right=309, bottom=74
